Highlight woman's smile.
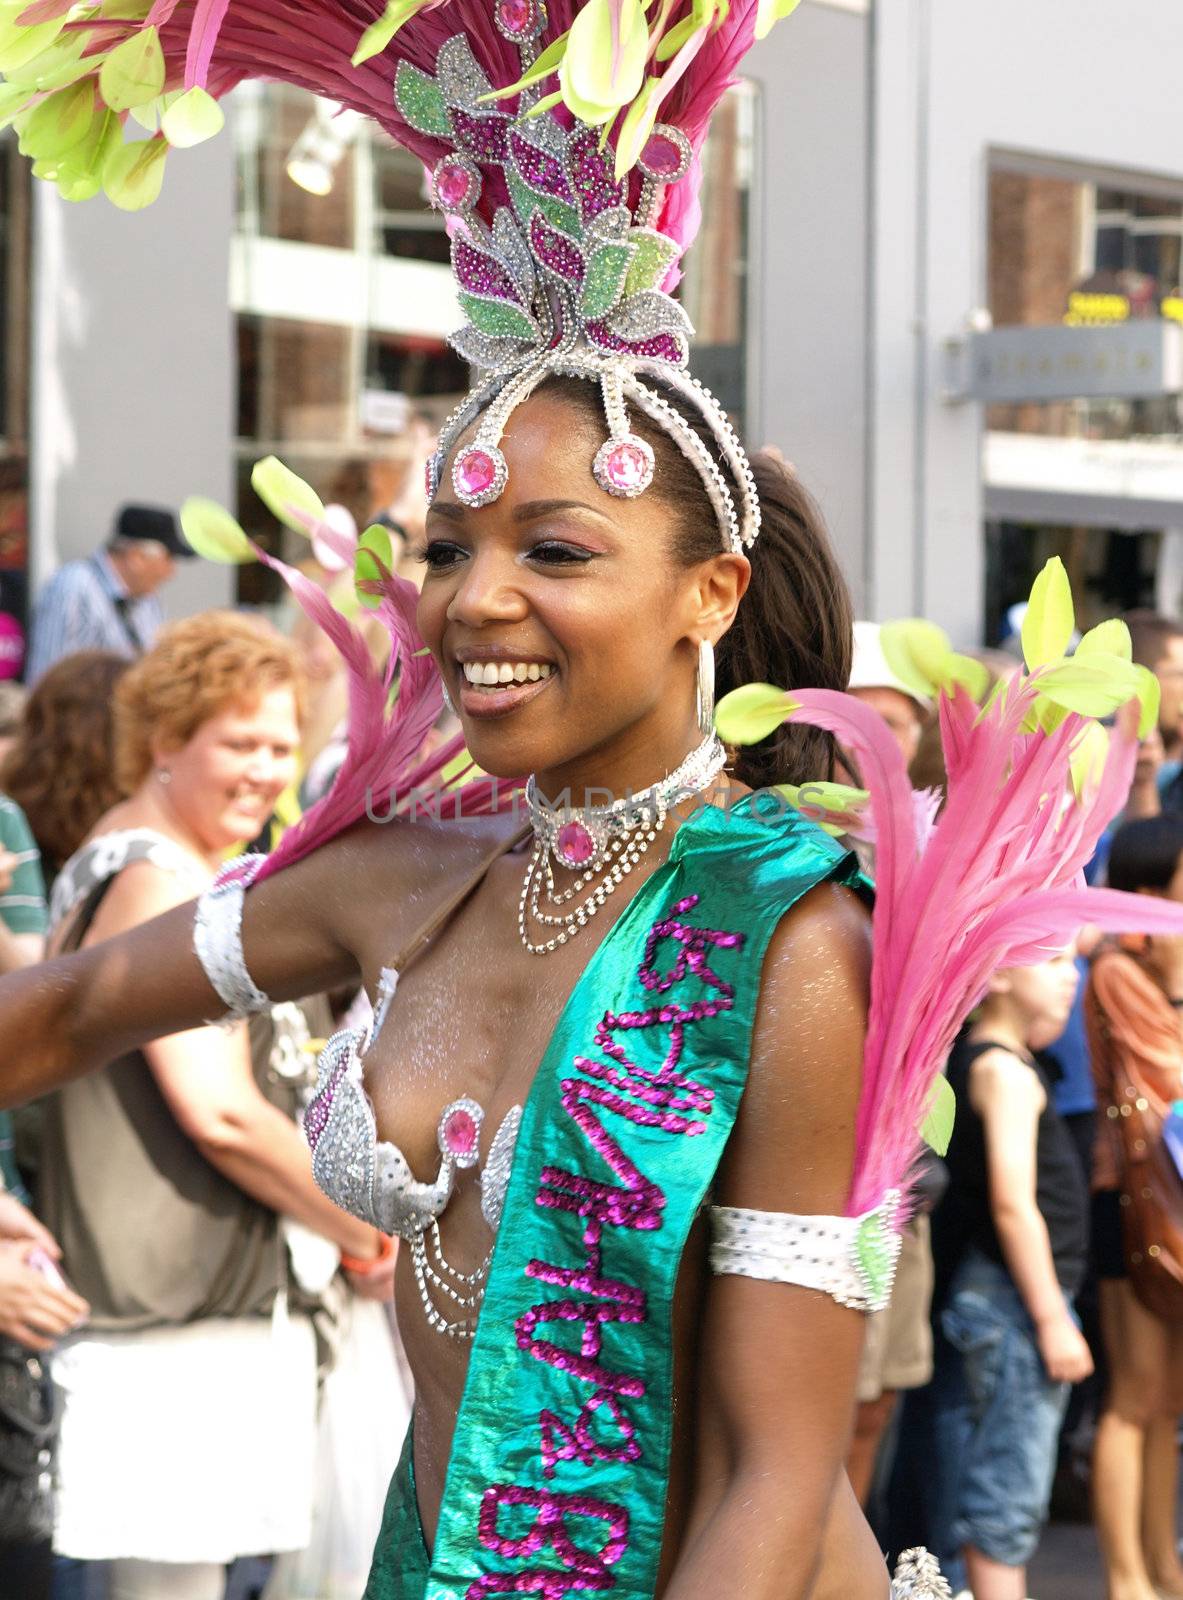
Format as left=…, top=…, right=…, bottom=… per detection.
left=453, top=645, right=558, bottom=719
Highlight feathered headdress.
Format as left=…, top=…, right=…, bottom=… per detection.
left=718, top=558, right=1183, bottom=1217
left=0, top=0, right=793, bottom=548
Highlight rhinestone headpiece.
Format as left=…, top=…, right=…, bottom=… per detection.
left=401, top=31, right=762, bottom=554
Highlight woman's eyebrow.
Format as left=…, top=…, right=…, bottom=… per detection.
left=426, top=501, right=466, bottom=523
left=512, top=498, right=611, bottom=525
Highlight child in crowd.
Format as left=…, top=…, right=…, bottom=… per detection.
left=932, top=949, right=1093, bottom=1600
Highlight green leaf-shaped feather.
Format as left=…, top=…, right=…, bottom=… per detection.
left=920, top=1074, right=956, bottom=1157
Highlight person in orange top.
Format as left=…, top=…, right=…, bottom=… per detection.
left=1086, top=814, right=1183, bottom=1600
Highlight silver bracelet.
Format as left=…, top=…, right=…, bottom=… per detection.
left=193, top=855, right=270, bottom=1022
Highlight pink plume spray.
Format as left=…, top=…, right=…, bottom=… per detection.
left=786, top=686, right=1183, bottom=1217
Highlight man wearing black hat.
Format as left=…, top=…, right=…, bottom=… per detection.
left=25, top=505, right=194, bottom=684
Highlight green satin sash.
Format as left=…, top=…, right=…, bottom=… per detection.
left=372, top=794, right=861, bottom=1600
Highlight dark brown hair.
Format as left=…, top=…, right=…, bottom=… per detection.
left=535, top=374, right=853, bottom=787
left=1, top=651, right=130, bottom=880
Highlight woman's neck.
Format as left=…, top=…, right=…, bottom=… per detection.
left=99, top=785, right=220, bottom=871
left=531, top=717, right=714, bottom=811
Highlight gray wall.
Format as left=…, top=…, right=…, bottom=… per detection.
left=748, top=0, right=871, bottom=611
left=29, top=133, right=236, bottom=619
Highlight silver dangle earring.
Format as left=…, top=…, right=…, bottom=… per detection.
left=695, top=639, right=715, bottom=739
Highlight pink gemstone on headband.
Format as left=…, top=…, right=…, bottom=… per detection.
left=641, top=131, right=685, bottom=178
left=603, top=441, right=650, bottom=493
left=456, top=447, right=497, bottom=498
left=442, top=1105, right=479, bottom=1157
left=435, top=161, right=472, bottom=210
left=497, top=0, right=532, bottom=34
left=557, top=821, right=595, bottom=866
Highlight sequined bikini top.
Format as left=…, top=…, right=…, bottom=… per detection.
left=304, top=970, right=522, bottom=1242
left=302, top=827, right=533, bottom=1246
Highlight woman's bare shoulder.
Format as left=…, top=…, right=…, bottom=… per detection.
left=330, top=807, right=522, bottom=891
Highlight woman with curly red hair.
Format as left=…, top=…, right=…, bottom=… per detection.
left=38, top=613, right=397, bottom=1600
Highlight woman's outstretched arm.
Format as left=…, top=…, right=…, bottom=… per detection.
left=668, top=880, right=888, bottom=1600
left=0, top=826, right=373, bottom=1107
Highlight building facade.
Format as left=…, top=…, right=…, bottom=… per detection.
left=4, top=0, right=1183, bottom=652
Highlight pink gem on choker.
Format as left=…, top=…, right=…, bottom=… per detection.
left=556, top=819, right=597, bottom=868
left=520, top=733, right=728, bottom=955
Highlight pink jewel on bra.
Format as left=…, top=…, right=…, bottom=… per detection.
left=439, top=1096, right=484, bottom=1170
left=453, top=442, right=508, bottom=507
left=556, top=819, right=596, bottom=868
left=593, top=435, right=655, bottom=499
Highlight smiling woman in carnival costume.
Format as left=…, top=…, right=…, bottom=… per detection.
left=4, top=3, right=1183, bottom=1598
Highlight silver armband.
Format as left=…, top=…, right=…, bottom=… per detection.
left=708, top=1190, right=901, bottom=1314
left=193, top=854, right=270, bottom=1022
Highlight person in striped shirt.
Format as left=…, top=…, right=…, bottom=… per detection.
left=25, top=506, right=195, bottom=685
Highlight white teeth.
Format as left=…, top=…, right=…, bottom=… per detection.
left=459, top=660, right=554, bottom=687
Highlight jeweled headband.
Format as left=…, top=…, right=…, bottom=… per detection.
left=2, top=0, right=796, bottom=551
left=406, top=34, right=761, bottom=553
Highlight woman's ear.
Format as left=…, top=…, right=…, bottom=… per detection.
left=686, top=552, right=750, bottom=642
left=149, top=734, right=180, bottom=769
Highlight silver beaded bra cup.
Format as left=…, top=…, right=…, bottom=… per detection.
left=304, top=974, right=523, bottom=1341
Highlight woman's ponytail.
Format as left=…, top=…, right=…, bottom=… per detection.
left=715, top=452, right=853, bottom=788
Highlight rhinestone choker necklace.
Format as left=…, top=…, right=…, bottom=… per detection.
left=518, top=734, right=727, bottom=956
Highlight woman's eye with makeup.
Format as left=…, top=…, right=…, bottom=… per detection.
left=527, top=540, right=595, bottom=566
left=418, top=539, right=468, bottom=571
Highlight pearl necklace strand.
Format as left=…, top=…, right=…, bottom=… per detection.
left=518, top=734, right=727, bottom=956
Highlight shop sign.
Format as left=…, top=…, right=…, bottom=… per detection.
left=947, top=321, right=1183, bottom=405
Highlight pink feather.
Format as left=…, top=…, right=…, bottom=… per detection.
left=788, top=680, right=1183, bottom=1216
left=184, top=0, right=233, bottom=87
left=246, top=550, right=518, bottom=888
left=54, top=0, right=763, bottom=257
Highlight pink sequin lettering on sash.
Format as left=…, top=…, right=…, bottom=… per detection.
left=468, top=897, right=743, bottom=1598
